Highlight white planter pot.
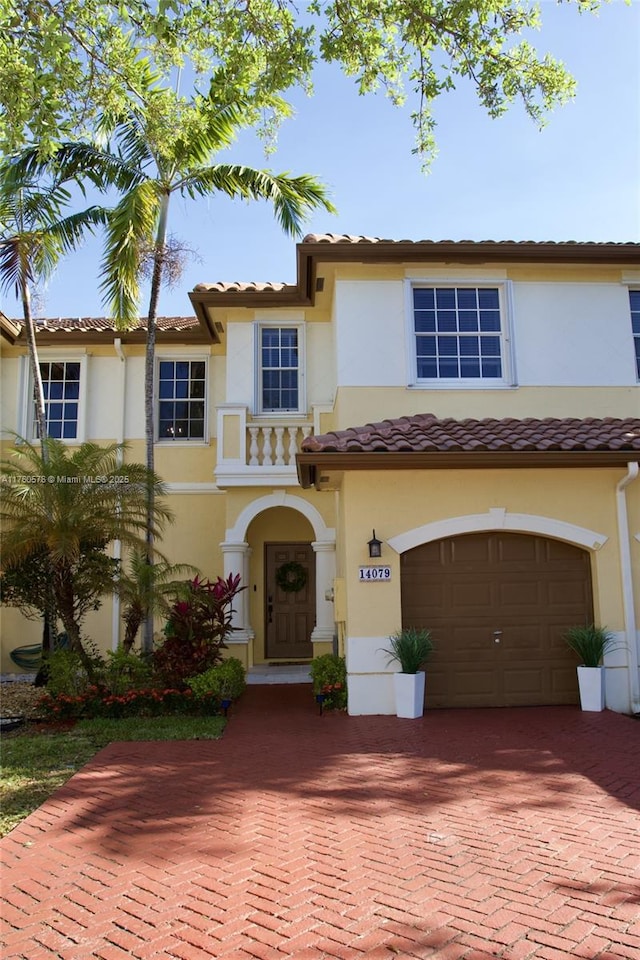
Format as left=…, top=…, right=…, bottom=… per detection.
left=577, top=665, right=605, bottom=712
left=394, top=671, right=426, bottom=718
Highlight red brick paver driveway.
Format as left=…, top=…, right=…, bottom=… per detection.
left=2, top=687, right=639, bottom=960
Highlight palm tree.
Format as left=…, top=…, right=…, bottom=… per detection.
left=28, top=83, right=335, bottom=649
left=0, top=161, right=107, bottom=452
left=0, top=436, right=172, bottom=677
left=116, top=549, right=198, bottom=653
left=0, top=163, right=107, bottom=653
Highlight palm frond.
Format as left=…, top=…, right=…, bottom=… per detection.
left=43, top=205, right=108, bottom=254
left=1, top=436, right=172, bottom=569
left=0, top=238, right=31, bottom=295
left=7, top=143, right=145, bottom=196
left=112, top=117, right=157, bottom=173
left=178, top=165, right=336, bottom=237
left=99, top=181, right=160, bottom=329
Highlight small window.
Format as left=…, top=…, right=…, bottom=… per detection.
left=157, top=359, right=207, bottom=440
left=32, top=361, right=81, bottom=439
left=413, top=287, right=504, bottom=381
left=260, top=326, right=300, bottom=412
left=630, top=290, right=640, bottom=379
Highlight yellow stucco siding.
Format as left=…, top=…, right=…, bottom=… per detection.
left=332, top=386, right=637, bottom=429
left=327, top=262, right=632, bottom=285
left=154, top=443, right=216, bottom=482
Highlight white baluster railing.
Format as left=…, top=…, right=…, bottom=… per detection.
left=216, top=405, right=316, bottom=485
left=247, top=421, right=313, bottom=467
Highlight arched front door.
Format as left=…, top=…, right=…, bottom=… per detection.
left=401, top=532, right=593, bottom=707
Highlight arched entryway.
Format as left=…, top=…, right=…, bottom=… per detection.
left=401, top=531, right=594, bottom=707
left=222, top=492, right=336, bottom=663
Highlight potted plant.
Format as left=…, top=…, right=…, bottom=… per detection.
left=383, top=627, right=434, bottom=718
left=310, top=654, right=347, bottom=712
left=563, top=624, right=616, bottom=712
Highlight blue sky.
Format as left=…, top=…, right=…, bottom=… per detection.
left=9, top=0, right=640, bottom=320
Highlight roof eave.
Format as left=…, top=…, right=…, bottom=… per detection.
left=192, top=238, right=639, bottom=311
left=296, top=449, right=639, bottom=488
left=298, top=238, right=640, bottom=266
left=0, top=313, right=21, bottom=344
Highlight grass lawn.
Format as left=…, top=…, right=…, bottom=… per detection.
left=0, top=715, right=226, bottom=838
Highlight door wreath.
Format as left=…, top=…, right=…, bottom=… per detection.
left=276, top=561, right=308, bottom=593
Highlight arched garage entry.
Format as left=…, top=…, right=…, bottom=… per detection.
left=401, top=532, right=594, bottom=708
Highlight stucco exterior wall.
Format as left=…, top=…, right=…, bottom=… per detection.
left=331, top=467, right=639, bottom=716
left=333, top=274, right=637, bottom=391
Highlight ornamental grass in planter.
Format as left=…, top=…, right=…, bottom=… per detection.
left=563, top=624, right=618, bottom=712
left=383, top=627, right=434, bottom=719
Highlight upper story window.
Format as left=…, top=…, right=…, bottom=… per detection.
left=630, top=290, right=640, bottom=379
left=32, top=360, right=82, bottom=439
left=157, top=359, right=207, bottom=441
left=259, top=325, right=302, bottom=413
left=413, top=286, right=504, bottom=381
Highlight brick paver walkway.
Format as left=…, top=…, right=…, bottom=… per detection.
left=1, top=687, right=639, bottom=960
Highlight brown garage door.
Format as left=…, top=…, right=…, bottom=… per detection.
left=401, top=532, right=593, bottom=708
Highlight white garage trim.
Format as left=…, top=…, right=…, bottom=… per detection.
left=387, top=508, right=608, bottom=554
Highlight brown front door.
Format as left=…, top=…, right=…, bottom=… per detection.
left=265, top=543, right=315, bottom=659
left=401, top=532, right=593, bottom=708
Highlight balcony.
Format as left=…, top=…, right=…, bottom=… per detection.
left=215, top=405, right=326, bottom=486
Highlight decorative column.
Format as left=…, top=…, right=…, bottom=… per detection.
left=221, top=540, right=254, bottom=666
left=310, top=540, right=337, bottom=654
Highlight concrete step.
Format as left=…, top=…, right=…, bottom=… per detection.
left=246, top=664, right=312, bottom=685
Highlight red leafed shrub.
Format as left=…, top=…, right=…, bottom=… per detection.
left=152, top=573, right=245, bottom=687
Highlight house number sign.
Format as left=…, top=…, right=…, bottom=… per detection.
left=358, top=566, right=392, bottom=582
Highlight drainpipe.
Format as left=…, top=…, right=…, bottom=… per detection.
left=111, top=339, right=127, bottom=650
left=616, top=461, right=639, bottom=714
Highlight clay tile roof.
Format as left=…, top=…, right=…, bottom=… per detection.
left=301, top=413, right=640, bottom=455
left=301, top=234, right=639, bottom=249
left=26, top=316, right=200, bottom=333
left=192, top=281, right=294, bottom=294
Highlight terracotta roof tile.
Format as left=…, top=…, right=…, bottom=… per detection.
left=301, top=413, right=640, bottom=455
left=302, top=234, right=639, bottom=248
left=18, top=316, right=200, bottom=333
left=192, top=281, right=293, bottom=294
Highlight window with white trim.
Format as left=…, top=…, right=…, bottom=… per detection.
left=258, top=326, right=301, bottom=413
left=630, top=290, right=640, bottom=379
left=413, top=286, right=504, bottom=381
left=32, top=360, right=82, bottom=439
left=157, top=359, right=207, bottom=440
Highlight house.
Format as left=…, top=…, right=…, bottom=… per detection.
left=1, top=236, right=639, bottom=715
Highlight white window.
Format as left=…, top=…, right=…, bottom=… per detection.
left=630, top=290, right=640, bottom=380
left=157, top=358, right=207, bottom=441
left=412, top=285, right=508, bottom=383
left=256, top=324, right=304, bottom=414
left=25, top=358, right=86, bottom=441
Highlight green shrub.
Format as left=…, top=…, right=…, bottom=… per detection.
left=97, top=648, right=153, bottom=695
left=310, top=654, right=347, bottom=710
left=45, top=647, right=99, bottom=697
left=187, top=657, right=246, bottom=702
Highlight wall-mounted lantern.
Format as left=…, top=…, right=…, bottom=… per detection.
left=367, top=530, right=383, bottom=558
